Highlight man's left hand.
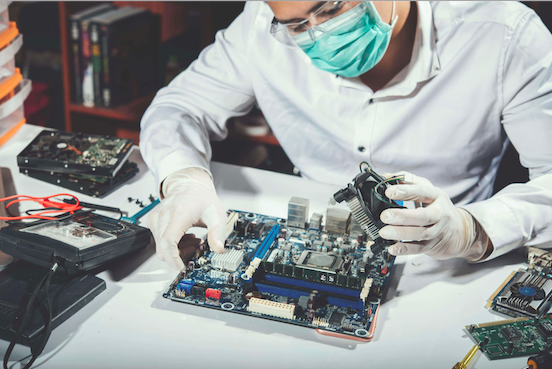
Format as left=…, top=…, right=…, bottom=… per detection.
left=379, top=172, right=492, bottom=261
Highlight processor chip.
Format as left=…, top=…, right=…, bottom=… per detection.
left=296, top=251, right=344, bottom=273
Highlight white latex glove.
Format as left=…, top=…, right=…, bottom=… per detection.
left=146, top=168, right=227, bottom=271
left=378, top=172, right=492, bottom=261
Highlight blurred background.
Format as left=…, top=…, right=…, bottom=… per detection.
left=8, top=1, right=552, bottom=189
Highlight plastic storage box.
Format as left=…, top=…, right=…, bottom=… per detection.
left=0, top=10, right=29, bottom=148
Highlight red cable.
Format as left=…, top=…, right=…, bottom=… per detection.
left=0, top=193, right=82, bottom=220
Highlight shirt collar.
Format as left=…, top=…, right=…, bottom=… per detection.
left=334, top=1, right=441, bottom=98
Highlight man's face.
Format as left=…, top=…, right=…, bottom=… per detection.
left=267, top=1, right=393, bottom=28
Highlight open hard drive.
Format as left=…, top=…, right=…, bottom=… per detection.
left=17, top=130, right=134, bottom=177
left=0, top=212, right=152, bottom=274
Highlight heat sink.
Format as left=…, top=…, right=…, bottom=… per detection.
left=211, top=249, right=244, bottom=272
left=346, top=197, right=380, bottom=240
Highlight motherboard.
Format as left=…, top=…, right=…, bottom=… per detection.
left=164, top=201, right=395, bottom=341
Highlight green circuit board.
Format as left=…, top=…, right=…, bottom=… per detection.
left=466, top=315, right=552, bottom=360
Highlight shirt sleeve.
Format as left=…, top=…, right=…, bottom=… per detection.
left=139, top=4, right=257, bottom=187
left=461, top=10, right=552, bottom=259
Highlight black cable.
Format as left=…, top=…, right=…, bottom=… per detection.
left=25, top=208, right=63, bottom=216
left=3, top=262, right=58, bottom=369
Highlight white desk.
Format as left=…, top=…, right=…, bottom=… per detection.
left=0, top=125, right=530, bottom=369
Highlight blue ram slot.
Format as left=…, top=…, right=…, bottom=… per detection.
left=253, top=224, right=280, bottom=260
left=264, top=274, right=360, bottom=298
left=256, top=283, right=364, bottom=310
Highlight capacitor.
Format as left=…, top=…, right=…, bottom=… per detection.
left=337, top=237, right=344, bottom=247
left=316, top=245, right=323, bottom=252
left=351, top=240, right=359, bottom=250
left=250, top=221, right=257, bottom=232
left=338, top=248, right=345, bottom=255
left=187, top=261, right=194, bottom=272
left=357, top=234, right=364, bottom=247
left=228, top=273, right=234, bottom=284
left=280, top=229, right=287, bottom=239
left=278, top=238, right=285, bottom=247
left=322, top=246, right=328, bottom=253
left=321, top=234, right=328, bottom=241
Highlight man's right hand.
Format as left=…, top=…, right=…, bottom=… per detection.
left=146, top=168, right=227, bottom=271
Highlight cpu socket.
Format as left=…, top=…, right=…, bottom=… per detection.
left=296, top=250, right=344, bottom=273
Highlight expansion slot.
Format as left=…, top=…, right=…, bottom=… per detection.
left=253, top=224, right=280, bottom=260
left=256, top=282, right=364, bottom=310
left=248, top=297, right=296, bottom=319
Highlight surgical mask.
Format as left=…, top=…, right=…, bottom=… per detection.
left=293, top=2, right=397, bottom=78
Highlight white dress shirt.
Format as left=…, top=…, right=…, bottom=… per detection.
left=140, top=1, right=552, bottom=260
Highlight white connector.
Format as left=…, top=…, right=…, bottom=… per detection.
left=360, top=278, right=373, bottom=302
left=248, top=297, right=296, bottom=320
left=226, top=211, right=239, bottom=238
left=242, top=257, right=262, bottom=280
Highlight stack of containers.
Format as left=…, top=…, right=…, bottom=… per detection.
left=0, top=1, right=28, bottom=269
left=0, top=1, right=31, bottom=148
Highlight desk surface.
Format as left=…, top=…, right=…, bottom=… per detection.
left=0, top=125, right=530, bottom=369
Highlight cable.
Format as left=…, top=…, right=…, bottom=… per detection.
left=0, top=194, right=82, bottom=221
left=3, top=262, right=59, bottom=369
left=359, top=161, right=372, bottom=173
left=373, top=175, right=405, bottom=204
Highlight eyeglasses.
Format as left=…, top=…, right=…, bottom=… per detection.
left=270, top=1, right=358, bottom=46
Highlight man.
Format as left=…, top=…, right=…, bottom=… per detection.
left=140, top=2, right=552, bottom=271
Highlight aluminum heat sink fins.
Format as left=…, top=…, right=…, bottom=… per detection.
left=211, top=249, right=244, bottom=272
left=346, top=197, right=380, bottom=240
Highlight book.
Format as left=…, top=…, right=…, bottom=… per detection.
left=90, top=6, right=156, bottom=108
left=69, top=4, right=115, bottom=105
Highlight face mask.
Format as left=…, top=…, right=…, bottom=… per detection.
left=293, top=2, right=397, bottom=78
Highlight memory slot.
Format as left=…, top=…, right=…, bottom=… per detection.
left=264, top=274, right=361, bottom=297
left=253, top=224, right=281, bottom=260
left=256, top=282, right=364, bottom=311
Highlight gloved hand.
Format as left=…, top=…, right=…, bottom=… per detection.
left=146, top=168, right=227, bottom=271
left=378, top=172, right=492, bottom=261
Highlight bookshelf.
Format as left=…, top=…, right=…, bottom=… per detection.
left=58, top=1, right=278, bottom=147
left=58, top=2, right=205, bottom=135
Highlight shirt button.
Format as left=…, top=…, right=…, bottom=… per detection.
left=368, top=99, right=374, bottom=104
left=358, top=146, right=366, bottom=153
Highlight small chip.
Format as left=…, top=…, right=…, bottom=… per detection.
left=538, top=321, right=552, bottom=338
left=501, top=326, right=522, bottom=341
left=329, top=311, right=346, bottom=325
left=486, top=345, right=503, bottom=355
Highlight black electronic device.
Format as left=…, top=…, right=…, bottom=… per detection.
left=17, top=130, right=134, bottom=178
left=0, top=212, right=152, bottom=274
left=20, top=161, right=139, bottom=198
left=0, top=260, right=106, bottom=347
left=332, top=162, right=405, bottom=255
